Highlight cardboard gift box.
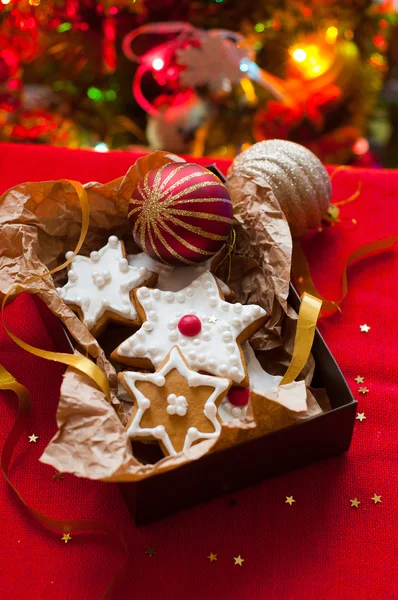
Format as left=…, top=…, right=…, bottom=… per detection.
left=43, top=284, right=356, bottom=525
left=118, top=165, right=357, bottom=524
left=119, top=284, right=357, bottom=525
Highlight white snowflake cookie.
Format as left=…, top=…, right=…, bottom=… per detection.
left=111, top=271, right=267, bottom=385
left=57, top=236, right=156, bottom=336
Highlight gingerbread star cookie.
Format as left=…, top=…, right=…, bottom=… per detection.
left=57, top=235, right=157, bottom=336
left=119, top=346, right=231, bottom=456
left=111, top=271, right=267, bottom=385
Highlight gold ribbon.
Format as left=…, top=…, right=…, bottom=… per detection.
left=330, top=166, right=362, bottom=207
left=0, top=179, right=122, bottom=597
left=292, top=235, right=398, bottom=315
left=280, top=293, right=322, bottom=385
left=323, top=167, right=362, bottom=225
left=1, top=179, right=110, bottom=402
left=0, top=364, right=127, bottom=599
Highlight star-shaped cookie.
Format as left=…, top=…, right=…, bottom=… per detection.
left=57, top=236, right=156, bottom=336
left=111, top=271, right=267, bottom=385
left=119, top=346, right=231, bottom=456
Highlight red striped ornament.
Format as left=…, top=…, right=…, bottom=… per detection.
left=128, top=163, right=233, bottom=266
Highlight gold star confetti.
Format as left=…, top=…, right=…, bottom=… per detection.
left=53, top=472, right=64, bottom=481
left=354, top=375, right=364, bottom=384
left=350, top=498, right=360, bottom=508
left=61, top=533, right=71, bottom=543
left=208, top=315, right=218, bottom=324
left=356, top=413, right=366, bottom=422
left=359, top=324, right=370, bottom=333
left=28, top=434, right=38, bottom=443
left=285, top=496, right=295, bottom=505
left=207, top=552, right=217, bottom=562
left=371, top=494, right=382, bottom=504
left=145, top=547, right=156, bottom=557
left=359, top=387, right=369, bottom=394
left=234, top=555, right=244, bottom=566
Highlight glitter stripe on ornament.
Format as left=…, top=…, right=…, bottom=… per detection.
left=151, top=220, right=198, bottom=265
left=159, top=163, right=188, bottom=190
left=147, top=220, right=167, bottom=264
left=158, top=168, right=208, bottom=198
left=166, top=213, right=229, bottom=241
left=142, top=172, right=152, bottom=197
left=167, top=208, right=234, bottom=224
left=127, top=206, right=141, bottom=218
left=159, top=174, right=224, bottom=202
left=169, top=197, right=233, bottom=206
left=157, top=217, right=216, bottom=257
left=162, top=182, right=226, bottom=205
left=130, top=197, right=230, bottom=210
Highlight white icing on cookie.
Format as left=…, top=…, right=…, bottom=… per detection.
left=57, top=236, right=150, bottom=329
left=218, top=343, right=282, bottom=423
left=219, top=343, right=311, bottom=423
left=123, top=347, right=229, bottom=455
left=117, top=272, right=266, bottom=384
left=243, top=343, right=282, bottom=393
left=127, top=252, right=231, bottom=296
left=218, top=399, right=248, bottom=422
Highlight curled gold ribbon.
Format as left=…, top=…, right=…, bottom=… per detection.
left=324, top=167, right=362, bottom=225
left=1, top=179, right=110, bottom=402
left=292, top=235, right=398, bottom=315
left=330, top=166, right=362, bottom=208
left=0, top=179, right=122, bottom=597
left=0, top=364, right=127, bottom=599
left=280, top=293, right=322, bottom=386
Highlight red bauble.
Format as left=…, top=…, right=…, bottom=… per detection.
left=228, top=387, right=250, bottom=407
left=177, top=314, right=202, bottom=337
left=128, top=162, right=233, bottom=266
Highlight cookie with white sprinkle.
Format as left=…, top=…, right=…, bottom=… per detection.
left=57, top=236, right=157, bottom=336
left=111, top=271, right=267, bottom=386
left=119, top=346, right=231, bottom=456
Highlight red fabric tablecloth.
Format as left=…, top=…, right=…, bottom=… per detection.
left=0, top=143, right=397, bottom=600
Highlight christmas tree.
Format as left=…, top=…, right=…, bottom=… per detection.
left=0, top=0, right=396, bottom=165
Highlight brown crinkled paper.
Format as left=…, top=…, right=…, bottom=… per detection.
left=0, top=152, right=328, bottom=482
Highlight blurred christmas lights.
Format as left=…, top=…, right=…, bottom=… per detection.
left=290, top=44, right=332, bottom=78
left=292, top=48, right=307, bottom=63
left=353, top=137, right=369, bottom=155
left=152, top=58, right=165, bottom=71
left=94, top=142, right=109, bottom=152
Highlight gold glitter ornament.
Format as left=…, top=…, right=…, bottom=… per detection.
left=227, top=140, right=333, bottom=237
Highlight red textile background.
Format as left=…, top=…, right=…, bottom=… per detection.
left=0, top=143, right=397, bottom=600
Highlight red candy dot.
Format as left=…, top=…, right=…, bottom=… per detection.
left=228, top=387, right=250, bottom=407
left=178, top=314, right=202, bottom=337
